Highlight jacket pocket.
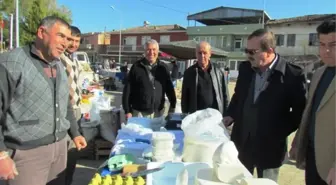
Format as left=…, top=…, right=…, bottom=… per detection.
left=18, top=119, right=39, bottom=126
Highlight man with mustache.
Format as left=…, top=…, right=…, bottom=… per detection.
left=0, top=16, right=86, bottom=185
left=60, top=26, right=87, bottom=185
left=181, top=41, right=230, bottom=115
left=223, top=29, right=307, bottom=182
left=122, top=39, right=176, bottom=119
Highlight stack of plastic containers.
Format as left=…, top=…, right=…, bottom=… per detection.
left=151, top=132, right=175, bottom=162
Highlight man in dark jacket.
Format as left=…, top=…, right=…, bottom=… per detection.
left=122, top=39, right=176, bottom=119
left=223, top=29, right=307, bottom=182
left=181, top=41, right=230, bottom=115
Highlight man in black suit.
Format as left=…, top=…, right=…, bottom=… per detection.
left=223, top=29, right=307, bottom=182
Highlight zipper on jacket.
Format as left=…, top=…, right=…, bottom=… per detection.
left=152, top=73, right=155, bottom=112
left=49, top=65, right=58, bottom=141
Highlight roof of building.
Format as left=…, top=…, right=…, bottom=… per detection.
left=159, top=40, right=229, bottom=59
left=109, top=24, right=186, bottom=34
left=81, top=32, right=101, bottom=36
left=267, top=14, right=336, bottom=25
left=187, top=6, right=271, bottom=25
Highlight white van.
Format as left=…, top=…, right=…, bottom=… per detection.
left=73, top=51, right=90, bottom=65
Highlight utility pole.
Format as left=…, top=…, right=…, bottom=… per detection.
left=262, top=0, right=266, bottom=28
left=10, top=14, right=13, bottom=50
left=15, top=0, right=19, bottom=48
left=0, top=19, right=3, bottom=53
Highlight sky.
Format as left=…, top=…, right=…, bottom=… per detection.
left=57, top=0, right=336, bottom=33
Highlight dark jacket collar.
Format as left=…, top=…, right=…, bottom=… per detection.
left=25, top=44, right=60, bottom=66
left=196, top=62, right=212, bottom=73
left=251, top=54, right=286, bottom=76
left=273, top=54, right=286, bottom=75
left=140, top=57, right=159, bottom=67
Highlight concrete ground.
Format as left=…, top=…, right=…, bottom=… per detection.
left=71, top=82, right=305, bottom=185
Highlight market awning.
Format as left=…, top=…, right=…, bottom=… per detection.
left=159, top=40, right=229, bottom=60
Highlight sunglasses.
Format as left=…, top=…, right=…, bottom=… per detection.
left=244, top=48, right=260, bottom=55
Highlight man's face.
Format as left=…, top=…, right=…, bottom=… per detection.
left=67, top=35, right=81, bottom=53
left=319, top=32, right=336, bottom=66
left=37, top=22, right=71, bottom=60
left=246, top=36, right=269, bottom=68
left=145, top=43, right=159, bottom=64
left=196, top=43, right=211, bottom=68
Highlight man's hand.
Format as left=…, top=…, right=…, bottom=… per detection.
left=327, top=167, right=335, bottom=185
left=73, top=136, right=87, bottom=151
left=223, top=116, right=234, bottom=127
left=126, top=113, right=132, bottom=120
left=0, top=152, right=18, bottom=180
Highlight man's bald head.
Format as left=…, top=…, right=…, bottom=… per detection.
left=196, top=41, right=212, bottom=70
left=196, top=41, right=211, bottom=51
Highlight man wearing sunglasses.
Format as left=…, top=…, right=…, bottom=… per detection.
left=223, top=29, right=307, bottom=182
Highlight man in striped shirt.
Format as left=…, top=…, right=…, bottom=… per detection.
left=60, top=26, right=85, bottom=185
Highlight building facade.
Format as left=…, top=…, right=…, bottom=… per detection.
left=187, top=6, right=270, bottom=78
left=267, top=14, right=335, bottom=56
left=106, top=22, right=188, bottom=63
left=267, top=14, right=335, bottom=75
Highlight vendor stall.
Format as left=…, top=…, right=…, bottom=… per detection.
left=88, top=109, right=279, bottom=185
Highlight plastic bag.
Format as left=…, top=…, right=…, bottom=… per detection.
left=151, top=117, right=166, bottom=131
left=126, top=117, right=165, bottom=131
left=181, top=108, right=230, bottom=141
left=89, top=91, right=112, bottom=123
left=99, top=110, right=119, bottom=143
left=127, top=117, right=153, bottom=128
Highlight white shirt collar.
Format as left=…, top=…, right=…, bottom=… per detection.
left=268, top=54, right=278, bottom=70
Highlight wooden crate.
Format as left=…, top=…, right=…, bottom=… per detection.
left=95, top=138, right=114, bottom=160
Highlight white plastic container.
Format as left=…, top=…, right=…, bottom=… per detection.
left=152, top=140, right=174, bottom=148
left=152, top=147, right=174, bottom=156
left=152, top=142, right=175, bottom=150
left=182, top=136, right=224, bottom=166
left=152, top=154, right=175, bottom=162
left=152, top=132, right=175, bottom=142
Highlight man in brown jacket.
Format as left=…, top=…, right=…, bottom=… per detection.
left=294, top=19, right=335, bottom=185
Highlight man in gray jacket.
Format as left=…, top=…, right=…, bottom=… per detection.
left=0, top=16, right=87, bottom=185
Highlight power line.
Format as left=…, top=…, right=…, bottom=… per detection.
left=138, top=0, right=188, bottom=15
